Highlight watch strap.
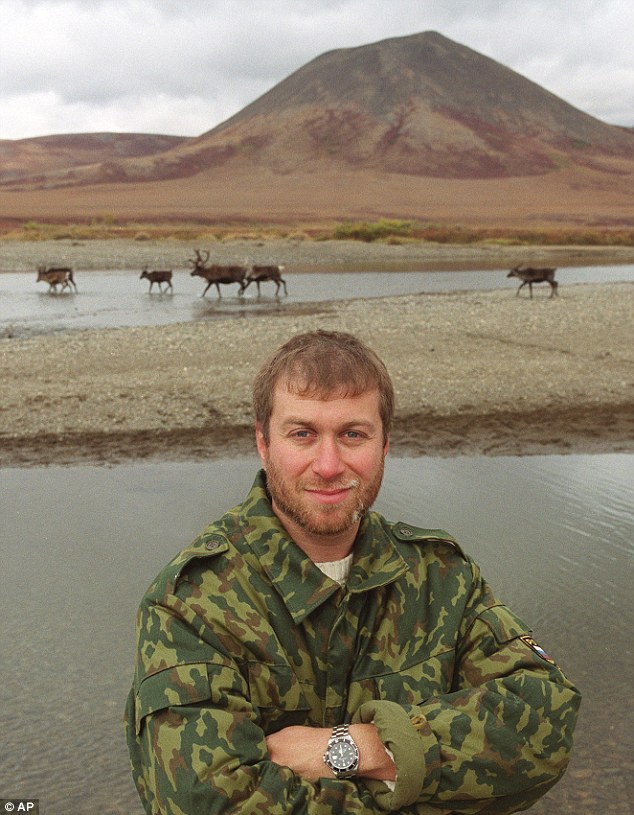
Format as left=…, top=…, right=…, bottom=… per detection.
left=330, top=724, right=350, bottom=742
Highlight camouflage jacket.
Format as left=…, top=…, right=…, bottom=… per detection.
left=125, top=470, right=580, bottom=814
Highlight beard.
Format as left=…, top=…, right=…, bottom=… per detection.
left=262, top=454, right=385, bottom=538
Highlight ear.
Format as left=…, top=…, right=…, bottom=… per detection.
left=255, top=422, right=268, bottom=465
left=383, top=435, right=390, bottom=457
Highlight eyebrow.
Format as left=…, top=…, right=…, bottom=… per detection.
left=280, top=417, right=378, bottom=431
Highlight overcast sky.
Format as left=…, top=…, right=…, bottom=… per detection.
left=1, top=0, right=632, bottom=141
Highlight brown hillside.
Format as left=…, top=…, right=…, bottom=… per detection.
left=2, top=160, right=633, bottom=231
left=0, top=132, right=189, bottom=185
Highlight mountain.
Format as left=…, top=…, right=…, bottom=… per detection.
left=192, top=30, right=633, bottom=178
left=1, top=31, right=632, bottom=228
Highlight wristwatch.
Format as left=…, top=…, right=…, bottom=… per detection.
left=323, top=724, right=360, bottom=778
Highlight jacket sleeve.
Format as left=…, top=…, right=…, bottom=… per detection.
left=126, top=594, right=387, bottom=815
left=354, top=562, right=581, bottom=814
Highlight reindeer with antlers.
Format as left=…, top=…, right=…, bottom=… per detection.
left=188, top=250, right=248, bottom=298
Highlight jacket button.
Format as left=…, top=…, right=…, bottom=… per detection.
left=205, top=535, right=223, bottom=550
left=398, top=526, right=413, bottom=537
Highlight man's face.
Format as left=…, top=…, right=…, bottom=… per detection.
left=256, top=381, right=389, bottom=542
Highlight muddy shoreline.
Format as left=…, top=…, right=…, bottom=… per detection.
left=5, top=403, right=632, bottom=468
left=2, top=239, right=632, bottom=468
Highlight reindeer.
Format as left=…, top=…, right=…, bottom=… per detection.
left=243, top=264, right=288, bottom=297
left=188, top=250, right=247, bottom=298
left=140, top=268, right=173, bottom=293
left=36, top=265, right=77, bottom=293
left=507, top=266, right=558, bottom=298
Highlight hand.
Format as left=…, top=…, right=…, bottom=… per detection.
left=265, top=724, right=397, bottom=782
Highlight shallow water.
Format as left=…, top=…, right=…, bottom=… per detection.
left=2, top=453, right=632, bottom=813
left=1, top=264, right=632, bottom=337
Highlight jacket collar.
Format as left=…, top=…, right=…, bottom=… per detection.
left=239, top=471, right=409, bottom=623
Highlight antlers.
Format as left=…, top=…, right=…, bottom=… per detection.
left=188, top=249, right=210, bottom=268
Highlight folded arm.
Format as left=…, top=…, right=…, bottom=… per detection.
left=265, top=723, right=397, bottom=782
left=126, top=588, right=579, bottom=815
left=126, top=598, right=392, bottom=815
left=261, top=605, right=580, bottom=814
left=352, top=603, right=581, bottom=813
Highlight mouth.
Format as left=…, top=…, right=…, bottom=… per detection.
left=307, top=488, right=351, bottom=504
left=304, top=480, right=359, bottom=505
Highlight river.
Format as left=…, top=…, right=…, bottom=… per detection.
left=1, top=263, right=632, bottom=337
left=2, top=453, right=632, bottom=814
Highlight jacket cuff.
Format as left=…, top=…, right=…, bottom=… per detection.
left=354, top=700, right=440, bottom=810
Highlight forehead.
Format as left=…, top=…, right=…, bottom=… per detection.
left=271, top=381, right=382, bottom=423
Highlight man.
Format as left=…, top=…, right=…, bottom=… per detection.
left=125, top=329, right=580, bottom=814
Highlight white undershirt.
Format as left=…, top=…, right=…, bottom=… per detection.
left=316, top=552, right=354, bottom=585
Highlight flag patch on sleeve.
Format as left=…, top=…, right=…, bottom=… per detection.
left=520, top=635, right=556, bottom=665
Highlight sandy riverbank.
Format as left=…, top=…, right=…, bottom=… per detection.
left=1, top=265, right=632, bottom=467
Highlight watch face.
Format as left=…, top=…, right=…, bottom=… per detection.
left=330, top=740, right=358, bottom=770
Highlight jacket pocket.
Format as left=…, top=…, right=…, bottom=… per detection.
left=134, top=662, right=216, bottom=735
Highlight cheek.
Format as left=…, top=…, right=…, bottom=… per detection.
left=266, top=444, right=310, bottom=477
left=350, top=449, right=385, bottom=477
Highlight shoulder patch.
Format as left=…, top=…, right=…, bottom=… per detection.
left=392, top=523, right=465, bottom=556
left=520, top=635, right=557, bottom=666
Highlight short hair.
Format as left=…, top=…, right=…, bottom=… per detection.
left=253, top=330, right=394, bottom=443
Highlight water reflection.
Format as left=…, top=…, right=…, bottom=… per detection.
left=1, top=453, right=632, bottom=813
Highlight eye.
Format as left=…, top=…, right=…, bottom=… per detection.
left=290, top=429, right=312, bottom=439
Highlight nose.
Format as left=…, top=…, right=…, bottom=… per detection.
left=311, top=437, right=345, bottom=481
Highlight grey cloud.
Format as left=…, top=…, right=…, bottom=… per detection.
left=0, top=0, right=632, bottom=139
